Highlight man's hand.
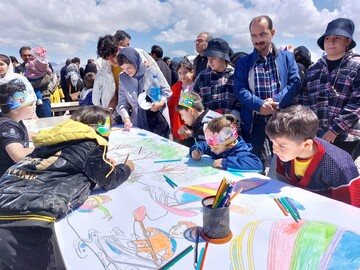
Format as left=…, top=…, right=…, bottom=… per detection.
left=260, top=101, right=277, bottom=115
left=123, top=118, right=133, bottom=131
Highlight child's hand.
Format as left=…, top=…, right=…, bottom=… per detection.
left=178, top=125, right=192, bottom=139
left=191, top=150, right=202, bottom=160
left=107, top=157, right=118, bottom=166
left=150, top=100, right=165, bottom=112
left=123, top=118, right=133, bottom=131
left=125, top=160, right=135, bottom=172
left=213, top=158, right=223, bottom=168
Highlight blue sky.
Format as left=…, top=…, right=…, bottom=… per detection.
left=1, top=0, right=358, bottom=70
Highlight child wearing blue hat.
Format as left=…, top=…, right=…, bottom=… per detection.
left=0, top=79, right=36, bottom=176
left=300, top=18, right=360, bottom=160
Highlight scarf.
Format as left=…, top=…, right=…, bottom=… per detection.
left=119, top=48, right=148, bottom=129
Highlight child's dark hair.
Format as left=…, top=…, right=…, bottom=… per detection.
left=117, top=54, right=132, bottom=66
left=265, top=105, right=319, bottom=142
left=84, top=72, right=96, bottom=88
left=176, top=58, right=193, bottom=72
left=176, top=91, right=204, bottom=112
left=70, top=106, right=111, bottom=126
left=0, top=79, right=26, bottom=114
left=206, top=114, right=237, bottom=133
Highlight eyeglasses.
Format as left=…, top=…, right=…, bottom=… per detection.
left=250, top=32, right=270, bottom=41
left=195, top=39, right=206, bottom=43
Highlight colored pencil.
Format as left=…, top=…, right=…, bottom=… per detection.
left=227, top=168, right=263, bottom=173
left=138, top=147, right=142, bottom=154
left=212, top=178, right=227, bottom=208
left=195, top=247, right=205, bottom=270
left=154, top=158, right=181, bottom=163
left=274, top=198, right=288, bottom=216
left=228, top=187, right=244, bottom=203
left=164, top=175, right=178, bottom=187
left=200, top=242, right=209, bottom=270
left=279, top=197, right=299, bottom=223
left=159, top=245, right=194, bottom=270
left=285, top=197, right=301, bottom=220
left=194, top=228, right=200, bottom=268
left=124, top=154, right=129, bottom=163
left=194, top=137, right=200, bottom=151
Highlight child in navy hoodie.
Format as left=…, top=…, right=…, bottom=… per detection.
left=190, top=114, right=262, bottom=171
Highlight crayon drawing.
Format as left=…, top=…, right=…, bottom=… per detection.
left=230, top=219, right=360, bottom=270
left=72, top=206, right=198, bottom=270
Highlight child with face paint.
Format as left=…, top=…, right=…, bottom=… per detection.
left=189, top=114, right=262, bottom=171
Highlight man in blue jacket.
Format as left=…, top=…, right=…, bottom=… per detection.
left=234, top=15, right=300, bottom=164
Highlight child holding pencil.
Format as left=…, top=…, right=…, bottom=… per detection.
left=190, top=114, right=262, bottom=171
left=0, top=105, right=134, bottom=269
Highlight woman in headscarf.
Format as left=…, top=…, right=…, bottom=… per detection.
left=65, top=63, right=84, bottom=101
left=116, top=47, right=172, bottom=138
left=0, top=54, right=37, bottom=102
left=300, top=18, right=360, bottom=160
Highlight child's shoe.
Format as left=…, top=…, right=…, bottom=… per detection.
left=36, top=99, right=43, bottom=105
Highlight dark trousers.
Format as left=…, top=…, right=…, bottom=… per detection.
left=36, top=99, right=52, bottom=118
left=0, top=225, right=65, bottom=270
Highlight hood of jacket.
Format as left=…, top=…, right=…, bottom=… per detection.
left=32, top=119, right=108, bottom=147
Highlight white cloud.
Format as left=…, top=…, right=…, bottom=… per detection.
left=2, top=0, right=360, bottom=63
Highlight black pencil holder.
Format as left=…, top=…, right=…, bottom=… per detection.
left=202, top=195, right=230, bottom=240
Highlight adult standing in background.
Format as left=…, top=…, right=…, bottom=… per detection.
left=9, top=56, right=20, bottom=72
left=150, top=45, right=172, bottom=86
left=60, top=59, right=72, bottom=102
left=14, top=46, right=32, bottom=75
left=193, top=32, right=213, bottom=79
left=114, top=30, right=131, bottom=49
left=234, top=15, right=300, bottom=163
left=300, top=18, right=360, bottom=160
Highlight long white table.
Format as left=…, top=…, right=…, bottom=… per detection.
left=51, top=127, right=360, bottom=270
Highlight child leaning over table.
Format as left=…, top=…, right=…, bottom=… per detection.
left=176, top=90, right=222, bottom=147
left=0, top=79, right=36, bottom=177
left=265, top=105, right=360, bottom=207
left=0, top=105, right=134, bottom=269
left=190, top=114, right=262, bottom=171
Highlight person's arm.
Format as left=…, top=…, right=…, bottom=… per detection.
left=233, top=57, right=265, bottom=112
left=5, top=143, right=34, bottom=162
left=276, top=52, right=301, bottom=108
left=116, top=75, right=131, bottom=126
left=222, top=150, right=263, bottom=171
left=330, top=71, right=360, bottom=136
left=92, top=72, right=103, bottom=106
left=84, top=146, right=132, bottom=190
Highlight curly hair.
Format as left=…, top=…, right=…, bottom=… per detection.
left=96, top=35, right=118, bottom=59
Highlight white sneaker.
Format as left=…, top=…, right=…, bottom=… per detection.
left=36, top=99, right=43, bottom=105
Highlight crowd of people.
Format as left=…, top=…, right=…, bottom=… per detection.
left=0, top=14, right=359, bottom=269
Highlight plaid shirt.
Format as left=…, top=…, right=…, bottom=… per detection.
left=193, top=66, right=240, bottom=114
left=300, top=52, right=360, bottom=142
left=254, top=51, right=280, bottom=99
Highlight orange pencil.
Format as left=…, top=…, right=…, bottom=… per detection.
left=274, top=198, right=288, bottom=216
left=213, top=177, right=227, bottom=207
left=228, top=187, right=244, bottom=203
left=200, top=242, right=209, bottom=270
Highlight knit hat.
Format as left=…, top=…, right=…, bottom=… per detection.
left=317, top=18, right=356, bottom=50
left=31, top=47, right=47, bottom=61
left=203, top=38, right=231, bottom=61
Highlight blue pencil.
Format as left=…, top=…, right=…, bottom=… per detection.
left=159, top=245, right=194, bottom=270
left=154, top=158, right=181, bottom=163
left=227, top=168, right=263, bottom=173
left=285, top=197, right=301, bottom=219
left=195, top=247, right=205, bottom=270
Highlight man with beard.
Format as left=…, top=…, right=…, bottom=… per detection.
left=233, top=15, right=300, bottom=168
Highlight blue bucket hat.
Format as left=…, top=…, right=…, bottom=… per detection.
left=203, top=38, right=231, bottom=61
left=317, top=18, right=356, bottom=50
